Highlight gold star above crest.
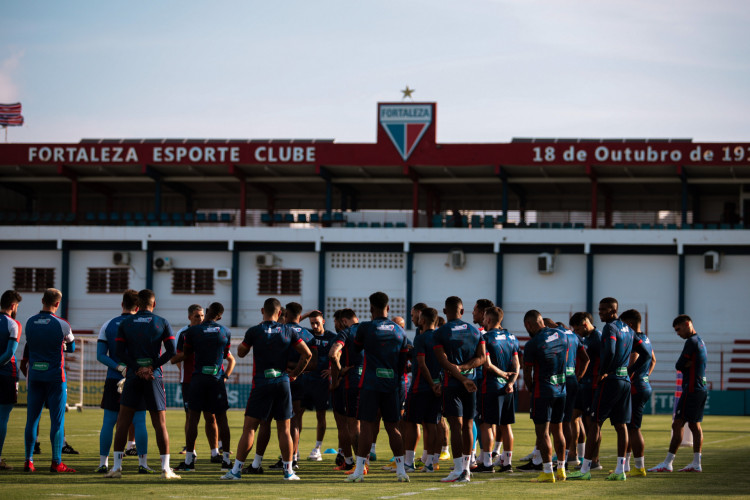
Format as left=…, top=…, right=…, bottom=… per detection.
left=401, top=86, right=415, bottom=100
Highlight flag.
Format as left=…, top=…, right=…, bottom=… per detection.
left=0, top=102, right=24, bottom=126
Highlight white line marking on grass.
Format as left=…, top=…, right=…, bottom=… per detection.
left=705, top=435, right=749, bottom=445
left=47, top=495, right=93, bottom=498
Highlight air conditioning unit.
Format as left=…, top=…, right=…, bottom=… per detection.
left=113, top=251, right=130, bottom=266
left=214, top=268, right=231, bottom=280
left=256, top=253, right=275, bottom=268
left=538, top=253, right=555, bottom=274
left=704, top=251, right=720, bottom=272
left=449, top=249, right=466, bottom=270
left=154, top=256, right=173, bottom=271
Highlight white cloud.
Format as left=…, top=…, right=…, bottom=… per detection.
left=0, top=50, right=24, bottom=102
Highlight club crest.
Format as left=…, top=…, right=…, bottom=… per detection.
left=379, top=104, right=432, bottom=161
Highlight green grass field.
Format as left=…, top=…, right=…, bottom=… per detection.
left=0, top=409, right=748, bottom=499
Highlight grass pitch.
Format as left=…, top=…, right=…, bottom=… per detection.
left=0, top=409, right=748, bottom=499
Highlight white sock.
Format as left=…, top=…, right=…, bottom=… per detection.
left=355, top=456, right=367, bottom=475
left=222, top=451, right=230, bottom=463
left=405, top=450, right=415, bottom=466
left=218, top=440, right=223, bottom=449
left=370, top=443, right=376, bottom=453
left=693, top=452, right=701, bottom=466
left=394, top=456, right=405, bottom=475
left=425, top=454, right=434, bottom=466
left=493, top=441, right=502, bottom=454
left=252, top=454, right=263, bottom=468
left=470, top=450, right=476, bottom=464
left=614, top=456, right=625, bottom=474
left=463, top=454, right=471, bottom=473
left=634, top=456, right=645, bottom=469
left=421, top=449, right=428, bottom=462
left=557, top=460, right=565, bottom=471
left=126, top=441, right=136, bottom=450
left=314, top=441, right=322, bottom=450
left=211, top=448, right=219, bottom=457
left=185, top=451, right=195, bottom=465
left=139, top=454, right=148, bottom=468
left=441, top=445, right=449, bottom=453
left=624, top=452, right=631, bottom=471
left=160, top=454, right=170, bottom=471
left=543, top=462, right=553, bottom=473
left=231, top=460, right=243, bottom=475
left=99, top=455, right=108, bottom=467
left=504, top=451, right=512, bottom=465
left=282, top=460, right=292, bottom=475
left=580, top=458, right=592, bottom=474
left=433, top=453, right=440, bottom=464
left=577, top=443, right=585, bottom=458
left=113, top=451, right=123, bottom=471
left=532, top=449, right=542, bottom=465
left=482, top=451, right=491, bottom=467
left=452, top=457, right=463, bottom=472
left=665, top=452, right=675, bottom=466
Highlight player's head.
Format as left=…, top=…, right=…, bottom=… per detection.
left=443, top=296, right=464, bottom=320
left=285, top=302, right=303, bottom=323
left=437, top=316, right=446, bottom=327
left=121, top=289, right=139, bottom=313
left=187, top=304, right=204, bottom=325
left=672, top=314, right=695, bottom=339
left=42, top=288, right=63, bottom=310
left=543, top=317, right=557, bottom=329
left=619, top=308, right=642, bottom=333
left=333, top=309, right=343, bottom=331
left=369, top=292, right=389, bottom=318
left=392, top=316, right=405, bottom=329
left=0, top=290, right=22, bottom=318
left=523, top=309, right=544, bottom=337
left=569, top=311, right=594, bottom=336
left=339, top=308, right=358, bottom=328
left=419, top=307, right=438, bottom=330
left=206, top=302, right=224, bottom=321
left=136, top=289, right=155, bottom=312
left=483, top=306, right=503, bottom=331
left=473, top=298, right=494, bottom=325
left=411, top=302, right=427, bottom=326
left=598, top=297, right=618, bottom=322
left=262, top=297, right=282, bottom=321
left=309, top=310, right=325, bottom=333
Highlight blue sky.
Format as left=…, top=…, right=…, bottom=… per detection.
left=1, top=0, right=749, bottom=143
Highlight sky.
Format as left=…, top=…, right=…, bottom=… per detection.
left=1, top=0, right=749, bottom=144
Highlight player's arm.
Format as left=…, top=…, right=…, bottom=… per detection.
left=505, top=353, right=520, bottom=393
left=648, top=349, right=656, bottom=376
left=483, top=354, right=512, bottom=380
left=599, top=325, right=615, bottom=378
left=307, top=346, right=318, bottom=372
left=223, top=351, right=236, bottom=379
left=0, top=339, right=17, bottom=367
left=61, top=321, right=75, bottom=353
left=116, top=324, right=138, bottom=372
left=289, top=340, right=312, bottom=381
left=434, top=345, right=476, bottom=392
left=154, top=323, right=177, bottom=369
left=20, top=343, right=29, bottom=377
left=457, top=341, right=487, bottom=372
left=575, top=343, right=590, bottom=381
left=523, top=362, right=534, bottom=392
left=416, top=354, right=440, bottom=396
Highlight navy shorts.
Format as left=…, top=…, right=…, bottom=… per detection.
left=442, top=385, right=477, bottom=419
left=303, top=376, right=330, bottom=411
left=628, top=387, right=652, bottom=429
left=345, top=387, right=360, bottom=418
left=189, top=374, right=229, bottom=414
left=576, top=382, right=593, bottom=413
left=404, top=391, right=442, bottom=425
left=0, top=374, right=18, bottom=405
left=121, top=375, right=167, bottom=412
left=358, top=388, right=401, bottom=423
left=591, top=377, right=631, bottom=425
left=290, top=378, right=305, bottom=402
left=563, top=377, right=579, bottom=423
left=500, top=390, right=515, bottom=425
left=331, top=382, right=346, bottom=415
left=530, top=395, right=565, bottom=424
left=674, top=390, right=707, bottom=423
left=478, top=390, right=505, bottom=426
left=245, top=379, right=293, bottom=421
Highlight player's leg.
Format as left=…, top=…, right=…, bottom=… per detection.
left=290, top=399, right=304, bottom=465
left=149, top=409, right=172, bottom=471
left=532, top=420, right=555, bottom=482
left=215, top=410, right=231, bottom=469
left=106, top=404, right=137, bottom=477
left=242, top=419, right=270, bottom=474
left=276, top=417, right=298, bottom=479
left=24, top=380, right=45, bottom=465
left=179, top=409, right=201, bottom=469
left=132, top=410, right=149, bottom=470
left=332, top=407, right=352, bottom=469
left=550, top=422, right=566, bottom=477
left=0, top=374, right=15, bottom=470
left=311, top=408, right=326, bottom=459
left=227, top=414, right=260, bottom=478
left=205, top=411, right=220, bottom=461
left=98, top=409, right=119, bottom=470
left=47, top=381, right=69, bottom=471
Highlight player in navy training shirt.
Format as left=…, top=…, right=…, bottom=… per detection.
left=347, top=292, right=409, bottom=483
left=23, top=288, right=76, bottom=473
left=222, top=298, right=311, bottom=481
left=522, top=310, right=569, bottom=483
left=649, top=314, right=707, bottom=473
left=433, top=295, right=486, bottom=483
left=106, top=289, right=178, bottom=479
left=0, top=290, right=22, bottom=471
left=620, top=309, right=655, bottom=476
left=329, top=308, right=361, bottom=471
left=304, top=310, right=337, bottom=461
left=176, top=302, right=235, bottom=473
left=558, top=321, right=589, bottom=470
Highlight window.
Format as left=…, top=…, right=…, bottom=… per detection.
left=258, top=269, right=301, bottom=295
left=13, top=268, right=55, bottom=292
left=172, top=268, right=214, bottom=294
left=87, top=268, right=130, bottom=294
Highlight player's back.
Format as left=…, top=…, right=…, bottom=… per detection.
left=482, top=327, right=515, bottom=393
left=631, top=331, right=653, bottom=392
left=580, top=328, right=602, bottom=386
left=98, top=313, right=130, bottom=379
left=525, top=327, right=567, bottom=397
left=243, top=321, right=299, bottom=384
left=678, top=334, right=707, bottom=393
left=433, top=319, right=482, bottom=386
left=117, top=311, right=173, bottom=377
left=186, top=320, right=231, bottom=378
left=25, top=311, right=73, bottom=382
left=0, top=312, right=21, bottom=378
left=562, top=327, right=580, bottom=377
left=286, top=322, right=314, bottom=364
left=601, top=319, right=634, bottom=379
left=410, top=328, right=442, bottom=393
left=355, top=317, right=407, bottom=392
left=335, top=323, right=363, bottom=389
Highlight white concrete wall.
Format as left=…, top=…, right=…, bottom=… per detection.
left=0, top=250, right=61, bottom=329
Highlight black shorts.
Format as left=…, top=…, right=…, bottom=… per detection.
left=302, top=377, right=330, bottom=411
left=181, top=381, right=190, bottom=412
left=189, top=374, right=229, bottom=414
left=120, top=375, right=167, bottom=412
left=531, top=395, right=565, bottom=424
left=358, top=388, right=401, bottom=423
left=500, top=390, right=515, bottom=425
left=101, top=377, right=136, bottom=412
left=478, top=390, right=505, bottom=426
left=442, top=385, right=477, bottom=419
left=404, top=391, right=442, bottom=425
left=563, top=377, right=579, bottom=423
left=0, top=374, right=18, bottom=405
left=591, top=377, right=631, bottom=425
left=245, top=380, right=293, bottom=421
left=674, top=390, right=707, bottom=423
left=331, top=382, right=346, bottom=415
left=628, top=387, right=652, bottom=429
left=345, top=387, right=360, bottom=418
left=290, top=378, right=305, bottom=402
left=576, top=382, right=593, bottom=413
